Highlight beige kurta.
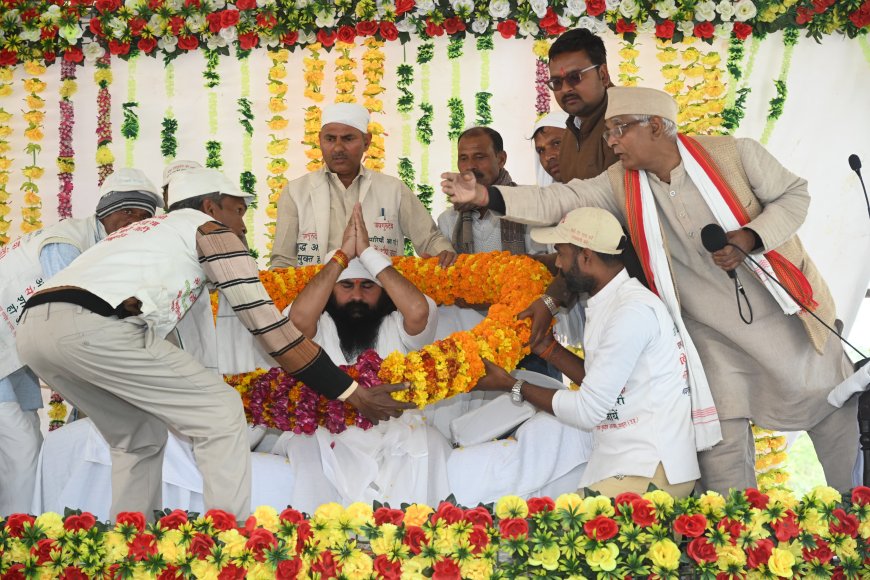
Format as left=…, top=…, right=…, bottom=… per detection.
left=270, top=167, right=454, bottom=268
left=495, top=138, right=851, bottom=430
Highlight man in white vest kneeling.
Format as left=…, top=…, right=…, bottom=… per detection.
left=16, top=168, right=414, bottom=520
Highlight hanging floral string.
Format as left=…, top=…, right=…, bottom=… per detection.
left=760, top=29, right=798, bottom=146
left=238, top=55, right=257, bottom=251
left=0, top=67, right=12, bottom=245
left=21, top=60, right=47, bottom=234
left=47, top=393, right=68, bottom=431
left=334, top=41, right=357, bottom=104
left=475, top=33, right=493, bottom=126
left=94, top=54, right=113, bottom=187
left=362, top=38, right=386, bottom=172
left=446, top=36, right=464, bottom=165
left=678, top=44, right=727, bottom=135
left=56, top=59, right=76, bottom=220
left=121, top=56, right=138, bottom=166
left=618, top=39, right=641, bottom=87
left=753, top=425, right=790, bottom=492
left=160, top=64, right=177, bottom=161
left=722, top=35, right=753, bottom=133
left=396, top=61, right=414, bottom=192
left=416, top=41, right=434, bottom=212
left=265, top=48, right=291, bottom=250
left=533, top=40, right=551, bottom=117
left=204, top=50, right=222, bottom=169
left=301, top=43, right=325, bottom=173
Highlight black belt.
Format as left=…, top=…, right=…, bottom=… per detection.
left=24, top=288, right=118, bottom=317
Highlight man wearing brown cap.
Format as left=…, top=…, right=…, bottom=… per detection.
left=443, top=86, right=856, bottom=494
left=474, top=207, right=699, bottom=497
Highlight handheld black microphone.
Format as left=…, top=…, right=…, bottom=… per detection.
left=848, top=154, right=870, bottom=221
left=701, top=223, right=866, bottom=359
left=700, top=223, right=751, bottom=323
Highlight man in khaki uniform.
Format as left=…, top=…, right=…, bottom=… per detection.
left=442, top=86, right=857, bottom=494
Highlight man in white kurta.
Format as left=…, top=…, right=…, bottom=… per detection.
left=0, top=168, right=162, bottom=516
left=442, top=86, right=857, bottom=494
left=270, top=103, right=454, bottom=269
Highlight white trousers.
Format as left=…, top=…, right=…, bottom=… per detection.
left=16, top=302, right=251, bottom=520
left=0, top=402, right=42, bottom=515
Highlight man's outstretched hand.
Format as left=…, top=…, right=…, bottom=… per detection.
left=346, top=383, right=416, bottom=424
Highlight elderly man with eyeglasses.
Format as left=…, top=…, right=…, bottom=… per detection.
left=442, top=86, right=857, bottom=496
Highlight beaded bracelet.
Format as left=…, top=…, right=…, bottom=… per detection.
left=331, top=249, right=349, bottom=269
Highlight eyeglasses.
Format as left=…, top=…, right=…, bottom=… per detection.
left=545, top=64, right=600, bottom=91
left=602, top=119, right=645, bottom=143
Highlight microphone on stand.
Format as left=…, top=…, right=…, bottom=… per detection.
left=700, top=224, right=752, bottom=324
left=849, top=154, right=870, bottom=221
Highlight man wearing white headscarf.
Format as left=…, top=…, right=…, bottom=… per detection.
left=0, top=167, right=162, bottom=516
left=532, top=111, right=569, bottom=186
left=271, top=103, right=454, bottom=269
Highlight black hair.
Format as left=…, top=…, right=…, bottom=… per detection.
left=548, top=29, right=607, bottom=65
left=458, top=126, right=505, bottom=154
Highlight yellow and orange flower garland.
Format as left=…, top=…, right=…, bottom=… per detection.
left=20, top=60, right=46, bottom=234
left=302, top=43, right=325, bottom=173
left=225, top=253, right=551, bottom=429
left=618, top=40, right=642, bottom=87
left=660, top=38, right=727, bottom=135
left=333, top=41, right=357, bottom=104
left=0, top=66, right=13, bottom=245
left=754, top=425, right=791, bottom=491
left=264, top=49, right=290, bottom=249
left=362, top=38, right=386, bottom=172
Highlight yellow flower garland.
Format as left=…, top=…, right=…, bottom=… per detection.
left=362, top=38, right=386, bottom=173
left=302, top=43, right=324, bottom=172
left=618, top=40, right=641, bottom=87
left=0, top=66, right=13, bottom=245
left=20, top=61, right=46, bottom=234
left=661, top=38, right=728, bottom=136
left=334, top=41, right=357, bottom=104
left=753, top=425, right=791, bottom=491
left=264, top=49, right=291, bottom=249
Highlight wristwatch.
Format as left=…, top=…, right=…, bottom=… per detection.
left=510, top=379, right=525, bottom=404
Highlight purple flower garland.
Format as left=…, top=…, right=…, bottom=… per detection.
left=57, top=59, right=75, bottom=219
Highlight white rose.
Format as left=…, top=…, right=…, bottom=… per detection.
left=677, top=19, right=695, bottom=35
left=257, top=0, right=275, bottom=6
left=395, top=17, right=415, bottom=32
left=124, top=0, right=142, bottom=9
left=297, top=30, right=315, bottom=44
left=714, top=22, right=731, bottom=38
left=558, top=14, right=572, bottom=27
left=606, top=0, right=621, bottom=10
left=488, top=0, right=510, bottom=19
left=415, top=0, right=435, bottom=14
left=637, top=16, right=656, bottom=33
left=206, top=34, right=226, bottom=49
left=619, top=0, right=640, bottom=18
left=716, top=1, right=736, bottom=21
left=210, top=0, right=227, bottom=8
left=529, top=0, right=549, bottom=18
left=576, top=15, right=607, bottom=34
left=263, top=33, right=279, bottom=47
left=295, top=0, right=310, bottom=7
left=471, top=17, right=490, bottom=34
left=83, top=41, right=107, bottom=62
left=166, top=0, right=183, bottom=11
left=19, top=26, right=41, bottom=42
left=315, top=11, right=336, bottom=28
left=45, top=4, right=62, bottom=19
left=565, top=0, right=586, bottom=17
left=655, top=0, right=678, bottom=19
left=219, top=26, right=237, bottom=41
left=734, top=0, right=757, bottom=21
left=694, top=0, right=717, bottom=21
left=452, top=0, right=474, bottom=14
left=147, top=14, right=165, bottom=33
left=518, top=19, right=540, bottom=37
left=158, top=35, right=178, bottom=51
left=187, top=13, right=206, bottom=32
left=108, top=17, right=126, bottom=35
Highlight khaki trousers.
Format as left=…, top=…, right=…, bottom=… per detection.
left=16, top=303, right=251, bottom=520
left=586, top=463, right=697, bottom=499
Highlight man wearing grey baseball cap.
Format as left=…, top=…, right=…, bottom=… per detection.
left=16, top=167, right=414, bottom=521
left=474, top=207, right=699, bottom=498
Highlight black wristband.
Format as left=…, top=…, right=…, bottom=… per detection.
left=293, top=349, right=354, bottom=400
left=487, top=186, right=506, bottom=214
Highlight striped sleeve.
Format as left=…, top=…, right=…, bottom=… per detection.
left=195, top=222, right=352, bottom=399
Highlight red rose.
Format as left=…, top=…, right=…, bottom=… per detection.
left=159, top=509, right=189, bottom=530
left=687, top=537, right=717, bottom=563
left=276, top=558, right=303, bottom=580
left=5, top=514, right=36, bottom=537
left=432, top=558, right=461, bottom=580
left=206, top=12, right=223, bottom=33
left=42, top=51, right=56, bottom=63
left=673, top=513, right=707, bottom=538
left=135, top=37, right=157, bottom=53
left=540, top=7, right=566, bottom=35
left=526, top=496, right=555, bottom=515
left=94, top=0, right=118, bottom=12
left=33, top=538, right=58, bottom=565
left=245, top=528, right=278, bottom=562
left=616, top=18, right=637, bottom=34
left=127, top=533, right=158, bottom=561
left=316, top=28, right=337, bottom=47
left=732, top=22, right=752, bottom=40
left=129, top=17, right=146, bottom=36
left=167, top=15, right=185, bottom=34
left=468, top=524, right=489, bottom=554
left=831, top=568, right=846, bottom=580
left=41, top=26, right=58, bottom=40
left=850, top=4, right=870, bottom=28
left=373, top=554, right=402, bottom=580
left=295, top=520, right=312, bottom=552
left=746, top=538, right=773, bottom=569
left=59, top=567, right=89, bottom=580
left=432, top=501, right=464, bottom=524
left=310, top=550, right=339, bottom=578
left=630, top=498, right=656, bottom=527
left=108, top=40, right=130, bottom=55
left=425, top=20, right=444, bottom=37
left=395, top=0, right=414, bottom=16
left=64, top=47, right=84, bottom=62
left=148, top=0, right=163, bottom=9
left=177, top=35, right=199, bottom=51
left=498, top=517, right=529, bottom=539
left=21, top=8, right=39, bottom=21
left=771, top=510, right=799, bottom=542
left=337, top=25, right=356, bottom=44
left=188, top=533, right=215, bottom=559
left=278, top=507, right=304, bottom=524
left=116, top=511, right=147, bottom=531
left=356, top=20, right=378, bottom=37
left=613, top=492, right=642, bottom=515
left=693, top=21, right=715, bottom=39
left=221, top=9, right=240, bottom=28
left=444, top=17, right=465, bottom=35
left=464, top=506, right=493, bottom=527
left=4, top=564, right=25, bottom=580
left=830, top=508, right=859, bottom=537
left=655, top=20, right=675, bottom=39
left=204, top=509, right=237, bottom=531
left=744, top=488, right=770, bottom=510
left=239, top=32, right=259, bottom=50
left=403, top=525, right=428, bottom=554
left=716, top=517, right=744, bottom=542
left=235, top=0, right=256, bottom=9
left=281, top=31, right=299, bottom=45
left=586, top=0, right=606, bottom=17
left=379, top=21, right=398, bottom=41
left=852, top=485, right=870, bottom=505
left=374, top=507, right=405, bottom=526
left=584, top=515, right=619, bottom=541
left=64, top=512, right=97, bottom=532
left=496, top=19, right=517, bottom=39
left=217, top=563, right=246, bottom=580
left=803, top=537, right=834, bottom=564
left=89, top=17, right=103, bottom=37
